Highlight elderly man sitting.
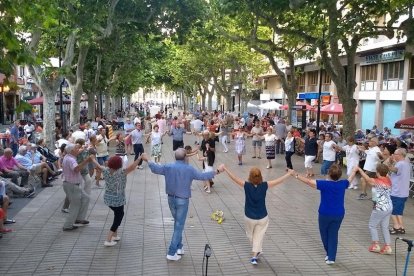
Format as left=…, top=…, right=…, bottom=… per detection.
left=0, top=148, right=30, bottom=188
left=15, top=146, right=60, bottom=188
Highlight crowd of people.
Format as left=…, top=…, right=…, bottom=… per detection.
left=0, top=108, right=413, bottom=269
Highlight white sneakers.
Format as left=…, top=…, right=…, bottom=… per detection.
left=104, top=241, right=117, bottom=247
left=137, top=165, right=144, bottom=169
left=177, top=248, right=185, bottom=255
left=166, top=253, right=181, bottom=261
left=112, top=236, right=121, bottom=241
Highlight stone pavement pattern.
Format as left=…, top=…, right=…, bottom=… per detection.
left=1, top=135, right=414, bottom=275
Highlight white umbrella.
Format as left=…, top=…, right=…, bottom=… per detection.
left=247, top=102, right=258, bottom=108
left=258, top=101, right=282, bottom=110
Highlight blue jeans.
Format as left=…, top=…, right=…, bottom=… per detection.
left=318, top=214, right=344, bottom=262
left=321, top=160, right=334, bottom=175
left=167, top=196, right=189, bottom=256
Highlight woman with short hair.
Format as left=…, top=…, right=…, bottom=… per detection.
left=220, top=164, right=291, bottom=265
left=290, top=164, right=358, bottom=265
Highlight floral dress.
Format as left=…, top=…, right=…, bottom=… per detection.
left=235, top=132, right=246, bottom=155
left=151, top=132, right=162, bottom=158
left=103, top=168, right=127, bottom=207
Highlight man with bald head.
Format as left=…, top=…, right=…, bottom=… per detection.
left=141, top=149, right=223, bottom=261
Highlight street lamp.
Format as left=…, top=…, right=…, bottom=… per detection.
left=0, top=84, right=10, bottom=125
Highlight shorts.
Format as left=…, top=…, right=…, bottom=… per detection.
left=364, top=170, right=376, bottom=178
left=31, top=163, right=43, bottom=174
left=97, top=155, right=109, bottom=165
left=252, top=140, right=262, bottom=147
left=391, top=196, right=407, bottom=215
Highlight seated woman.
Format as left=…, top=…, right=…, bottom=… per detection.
left=36, top=139, right=60, bottom=169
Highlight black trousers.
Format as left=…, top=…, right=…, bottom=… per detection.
left=109, top=205, right=124, bottom=232
left=285, top=151, right=295, bottom=169
left=173, top=140, right=184, bottom=151
left=133, top=143, right=144, bottom=165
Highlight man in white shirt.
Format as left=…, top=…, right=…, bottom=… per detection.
left=24, top=121, right=35, bottom=142
left=190, top=117, right=204, bottom=144
left=321, top=133, right=338, bottom=175
left=358, top=137, right=382, bottom=200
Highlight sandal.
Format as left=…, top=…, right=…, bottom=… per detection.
left=389, top=227, right=402, bottom=235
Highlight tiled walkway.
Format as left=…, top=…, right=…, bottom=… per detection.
left=1, top=135, right=414, bottom=275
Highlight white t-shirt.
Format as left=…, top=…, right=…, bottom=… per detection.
left=72, top=130, right=86, bottom=142
left=24, top=124, right=35, bottom=133
left=343, top=144, right=359, bottom=165
left=364, top=146, right=381, bottom=172
left=191, top=119, right=204, bottom=131
left=151, top=132, right=161, bottom=146
left=323, top=140, right=337, bottom=161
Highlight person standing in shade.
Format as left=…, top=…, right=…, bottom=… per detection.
left=128, top=122, right=145, bottom=169
left=358, top=137, right=382, bottom=200
left=62, top=143, right=93, bottom=231
left=303, top=129, right=318, bottom=177
left=123, top=118, right=135, bottom=155
left=341, top=137, right=360, bottom=189
left=141, top=149, right=221, bottom=261
left=290, top=164, right=358, bottom=265
left=263, top=127, right=276, bottom=169
left=321, top=133, right=339, bottom=176
left=169, top=122, right=192, bottom=151
left=388, top=148, right=410, bottom=235
left=284, top=131, right=295, bottom=170
left=95, top=126, right=109, bottom=187
left=91, top=155, right=144, bottom=246
left=250, top=121, right=264, bottom=159
left=219, top=164, right=291, bottom=265
left=9, top=120, right=19, bottom=156
left=275, top=118, right=287, bottom=155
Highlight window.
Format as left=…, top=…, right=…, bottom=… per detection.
left=322, top=70, right=331, bottom=84
left=308, top=71, right=318, bottom=86
left=410, top=57, right=414, bottom=89
left=383, top=61, right=404, bottom=90
left=360, top=64, right=378, bottom=91
left=19, top=66, right=25, bottom=77
left=297, top=74, right=305, bottom=92
left=263, top=79, right=268, bottom=89
left=361, top=65, right=377, bottom=81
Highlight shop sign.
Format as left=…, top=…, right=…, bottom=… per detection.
left=361, top=50, right=404, bottom=65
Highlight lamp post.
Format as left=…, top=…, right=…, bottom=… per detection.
left=316, top=13, right=326, bottom=135
left=0, top=84, right=10, bottom=125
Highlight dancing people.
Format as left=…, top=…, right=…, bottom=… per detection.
left=91, top=155, right=143, bottom=246
left=263, top=126, right=276, bottom=169
left=303, top=129, right=318, bottom=177
left=284, top=131, right=295, bottom=170
left=220, top=164, right=291, bottom=265
left=290, top=164, right=358, bottom=265
left=356, top=164, right=393, bottom=254
left=250, top=120, right=264, bottom=159
left=141, top=150, right=221, bottom=261
left=145, top=124, right=168, bottom=163
left=341, top=137, right=360, bottom=189
left=232, top=127, right=247, bottom=165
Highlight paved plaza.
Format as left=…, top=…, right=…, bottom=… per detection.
left=1, top=136, right=414, bottom=275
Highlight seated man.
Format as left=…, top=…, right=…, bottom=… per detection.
left=0, top=148, right=30, bottom=188
left=1, top=176, right=35, bottom=198
left=15, top=146, right=59, bottom=188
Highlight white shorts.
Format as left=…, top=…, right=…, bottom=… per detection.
left=304, top=155, right=316, bottom=168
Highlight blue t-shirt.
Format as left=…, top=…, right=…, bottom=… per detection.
left=316, top=179, right=349, bottom=216
left=244, top=182, right=268, bottom=220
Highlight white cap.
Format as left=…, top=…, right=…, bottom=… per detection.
left=97, top=125, right=104, bottom=129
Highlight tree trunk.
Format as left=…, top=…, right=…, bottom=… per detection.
left=104, top=94, right=111, bottom=118
left=87, top=92, right=95, bottom=120
left=225, top=95, right=232, bottom=111
left=90, top=53, right=102, bottom=119
left=207, top=88, right=214, bottom=111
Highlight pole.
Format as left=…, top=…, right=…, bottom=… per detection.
left=316, top=69, right=322, bottom=134
left=58, top=17, right=65, bottom=133
left=238, top=82, right=242, bottom=114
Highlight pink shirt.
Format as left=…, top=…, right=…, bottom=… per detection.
left=62, top=154, right=82, bottom=184
left=0, top=156, right=19, bottom=170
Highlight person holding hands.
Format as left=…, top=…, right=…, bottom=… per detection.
left=289, top=164, right=358, bottom=265
left=219, top=164, right=291, bottom=265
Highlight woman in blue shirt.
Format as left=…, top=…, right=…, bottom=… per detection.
left=92, top=154, right=143, bottom=247
left=290, top=164, right=358, bottom=265
left=220, top=165, right=291, bottom=265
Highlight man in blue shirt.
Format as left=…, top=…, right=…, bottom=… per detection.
left=141, top=149, right=222, bottom=261
left=169, top=123, right=192, bottom=151
left=9, top=120, right=20, bottom=156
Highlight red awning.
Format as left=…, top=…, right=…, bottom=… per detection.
left=320, top=103, right=343, bottom=114
left=394, top=116, right=414, bottom=129
left=280, top=102, right=314, bottom=111
left=27, top=96, right=71, bottom=105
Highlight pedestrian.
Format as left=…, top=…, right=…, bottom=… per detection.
left=263, top=126, right=276, bottom=169
left=220, top=120, right=229, bottom=153
left=284, top=131, right=295, bottom=170
left=123, top=118, right=135, bottom=155
left=303, top=129, right=318, bottom=177
left=141, top=149, right=221, bottom=261
left=169, top=122, right=192, bottom=151
left=388, top=148, right=410, bottom=235
left=250, top=120, right=264, bottom=159
left=275, top=119, right=287, bottom=154
left=128, top=122, right=145, bottom=169
left=358, top=137, right=382, bottom=200
left=9, top=120, right=20, bottom=156
left=220, top=164, right=291, bottom=265
left=91, top=155, right=144, bottom=246
left=290, top=164, right=358, bottom=265
left=146, top=125, right=167, bottom=163
left=321, top=133, right=338, bottom=176
left=232, top=127, right=247, bottom=165
left=341, top=137, right=360, bottom=189
left=61, top=143, right=92, bottom=231
left=95, top=125, right=109, bottom=187
left=356, top=165, right=393, bottom=255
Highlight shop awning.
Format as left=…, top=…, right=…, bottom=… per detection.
left=297, top=92, right=331, bottom=100
left=394, top=116, right=414, bottom=129
left=320, top=103, right=343, bottom=114
left=28, top=96, right=71, bottom=105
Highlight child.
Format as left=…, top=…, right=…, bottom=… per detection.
left=357, top=164, right=393, bottom=255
